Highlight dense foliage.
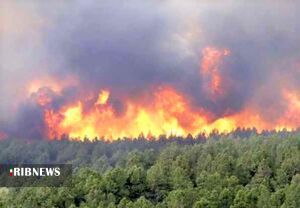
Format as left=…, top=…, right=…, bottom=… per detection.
left=0, top=131, right=300, bottom=207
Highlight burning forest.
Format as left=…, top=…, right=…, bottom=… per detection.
left=1, top=1, right=300, bottom=141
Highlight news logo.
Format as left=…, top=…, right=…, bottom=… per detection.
left=9, top=165, right=61, bottom=177
left=0, top=164, right=72, bottom=187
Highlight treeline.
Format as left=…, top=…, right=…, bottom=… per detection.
left=0, top=128, right=297, bottom=168
left=0, top=132, right=299, bottom=207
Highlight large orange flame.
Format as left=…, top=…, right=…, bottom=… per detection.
left=43, top=87, right=210, bottom=140
left=35, top=85, right=299, bottom=141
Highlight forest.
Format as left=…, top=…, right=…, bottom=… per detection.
left=0, top=129, right=299, bottom=208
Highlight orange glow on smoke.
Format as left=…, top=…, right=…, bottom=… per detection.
left=30, top=87, right=54, bottom=107
left=0, top=132, right=8, bottom=140
left=201, top=47, right=230, bottom=97
left=27, top=75, right=78, bottom=96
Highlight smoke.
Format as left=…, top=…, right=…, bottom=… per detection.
left=1, top=0, right=300, bottom=139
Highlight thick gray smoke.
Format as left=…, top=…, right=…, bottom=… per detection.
left=1, top=0, right=300, bottom=139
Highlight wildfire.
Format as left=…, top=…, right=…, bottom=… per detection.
left=30, top=84, right=298, bottom=141
left=3, top=0, right=300, bottom=143
left=21, top=50, right=300, bottom=141
left=43, top=87, right=209, bottom=140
